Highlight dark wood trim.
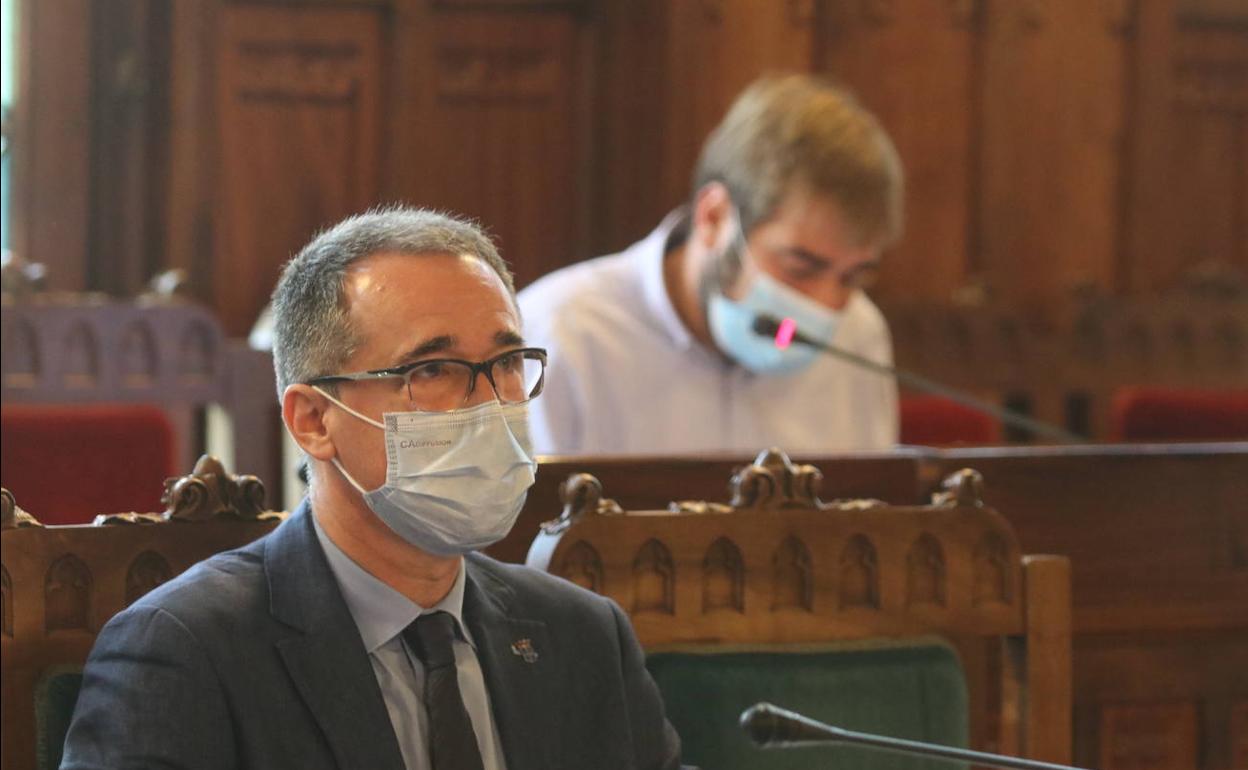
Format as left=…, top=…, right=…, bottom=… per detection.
left=21, top=0, right=92, bottom=291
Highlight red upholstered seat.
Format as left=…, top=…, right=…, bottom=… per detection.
left=0, top=404, right=175, bottom=524
left=900, top=395, right=1000, bottom=446
left=1110, top=387, right=1248, bottom=441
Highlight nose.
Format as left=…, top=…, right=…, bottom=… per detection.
left=464, top=368, right=498, bottom=407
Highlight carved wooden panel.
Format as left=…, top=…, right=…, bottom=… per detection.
left=632, top=539, right=675, bottom=614
left=213, top=5, right=382, bottom=335
left=1125, top=2, right=1248, bottom=292
left=1098, top=700, right=1200, bottom=770
left=907, top=532, right=947, bottom=606
left=558, top=539, right=603, bottom=594
left=771, top=535, right=813, bottom=611
left=119, top=321, right=159, bottom=387
left=1, top=319, right=40, bottom=389
left=0, top=303, right=228, bottom=404
left=44, top=554, right=91, bottom=633
left=63, top=322, right=101, bottom=388
left=2, top=565, right=12, bottom=637
left=838, top=533, right=880, bottom=609
left=659, top=0, right=817, bottom=210
left=973, top=531, right=1011, bottom=606
left=389, top=9, right=589, bottom=292
left=978, top=0, right=1130, bottom=303
left=702, top=537, right=744, bottom=613
left=818, top=0, right=977, bottom=302
left=1231, top=700, right=1248, bottom=770
left=124, top=551, right=173, bottom=606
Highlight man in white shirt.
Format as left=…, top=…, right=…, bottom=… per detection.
left=520, top=74, right=904, bottom=455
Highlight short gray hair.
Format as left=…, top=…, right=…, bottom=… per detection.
left=270, top=206, right=515, bottom=400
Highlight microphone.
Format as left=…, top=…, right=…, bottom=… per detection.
left=751, top=315, right=1082, bottom=443
left=741, top=702, right=1088, bottom=770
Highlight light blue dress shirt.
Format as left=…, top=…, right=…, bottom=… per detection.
left=312, top=514, right=508, bottom=770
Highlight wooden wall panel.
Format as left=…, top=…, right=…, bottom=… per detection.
left=1075, top=630, right=1248, bottom=770
left=389, top=8, right=590, bottom=290
left=164, top=0, right=218, bottom=308
left=16, top=0, right=92, bottom=291
left=1097, top=700, right=1200, bottom=770
left=88, top=0, right=170, bottom=297
left=978, top=0, right=1131, bottom=304
left=588, top=0, right=669, bottom=256
left=1125, top=1, right=1248, bottom=292
left=818, top=0, right=977, bottom=302
left=1231, top=701, right=1248, bottom=770
left=212, top=5, right=383, bottom=335
left=658, top=0, right=817, bottom=214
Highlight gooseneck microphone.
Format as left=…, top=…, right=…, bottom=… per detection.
left=751, top=315, right=1082, bottom=443
left=741, top=703, right=1087, bottom=770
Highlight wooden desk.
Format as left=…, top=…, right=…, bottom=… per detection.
left=933, top=443, right=1248, bottom=770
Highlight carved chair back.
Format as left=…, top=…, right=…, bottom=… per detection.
left=0, top=458, right=284, bottom=770
left=526, top=448, right=1072, bottom=768
left=0, top=298, right=283, bottom=505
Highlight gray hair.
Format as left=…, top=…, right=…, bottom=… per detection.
left=694, top=74, right=904, bottom=246
left=270, top=206, right=515, bottom=400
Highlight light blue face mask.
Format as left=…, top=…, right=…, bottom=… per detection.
left=706, top=238, right=843, bottom=375
left=318, top=392, right=537, bottom=556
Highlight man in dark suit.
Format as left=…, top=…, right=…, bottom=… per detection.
left=61, top=208, right=681, bottom=770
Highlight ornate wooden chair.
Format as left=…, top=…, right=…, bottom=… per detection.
left=0, top=458, right=284, bottom=770
left=527, top=448, right=1072, bottom=769
left=0, top=294, right=284, bottom=509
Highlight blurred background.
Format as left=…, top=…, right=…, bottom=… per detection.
left=1, top=0, right=1245, bottom=448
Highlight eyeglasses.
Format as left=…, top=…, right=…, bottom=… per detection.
left=307, top=347, right=548, bottom=413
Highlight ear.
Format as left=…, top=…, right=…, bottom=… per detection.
left=690, top=182, right=737, bottom=253
left=282, top=384, right=338, bottom=463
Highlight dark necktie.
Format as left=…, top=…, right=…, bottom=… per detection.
left=403, top=611, right=486, bottom=770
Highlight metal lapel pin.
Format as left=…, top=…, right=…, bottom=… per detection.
left=510, top=638, right=538, bottom=663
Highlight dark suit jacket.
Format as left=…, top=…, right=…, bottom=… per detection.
left=61, top=503, right=681, bottom=770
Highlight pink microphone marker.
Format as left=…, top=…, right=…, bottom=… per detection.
left=774, top=317, right=797, bottom=350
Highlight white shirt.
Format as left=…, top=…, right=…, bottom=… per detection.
left=518, top=210, right=899, bottom=456
left=312, top=515, right=508, bottom=770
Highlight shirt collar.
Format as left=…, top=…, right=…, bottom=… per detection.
left=312, top=512, right=474, bottom=654
left=636, top=207, right=697, bottom=351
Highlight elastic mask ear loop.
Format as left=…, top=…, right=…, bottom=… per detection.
left=313, top=385, right=386, bottom=429
left=313, top=385, right=382, bottom=495
left=331, top=457, right=370, bottom=495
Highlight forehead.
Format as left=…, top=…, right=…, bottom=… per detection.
left=342, top=251, right=517, bottom=353
left=758, top=187, right=867, bottom=248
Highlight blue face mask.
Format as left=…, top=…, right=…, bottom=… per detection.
left=318, top=392, right=537, bottom=556
left=706, top=248, right=843, bottom=376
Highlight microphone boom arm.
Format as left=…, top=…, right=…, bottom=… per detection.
left=752, top=315, right=1081, bottom=443
left=742, top=703, right=1089, bottom=770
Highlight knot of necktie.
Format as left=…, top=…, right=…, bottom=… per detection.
left=406, top=611, right=459, bottom=671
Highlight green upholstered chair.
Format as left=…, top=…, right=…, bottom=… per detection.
left=527, top=449, right=1072, bottom=768
left=649, top=640, right=968, bottom=770
left=34, top=668, right=84, bottom=770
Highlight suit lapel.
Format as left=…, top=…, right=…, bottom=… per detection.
left=464, top=557, right=561, bottom=770
left=266, top=504, right=407, bottom=770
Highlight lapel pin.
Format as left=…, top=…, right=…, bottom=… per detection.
left=510, top=638, right=538, bottom=663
